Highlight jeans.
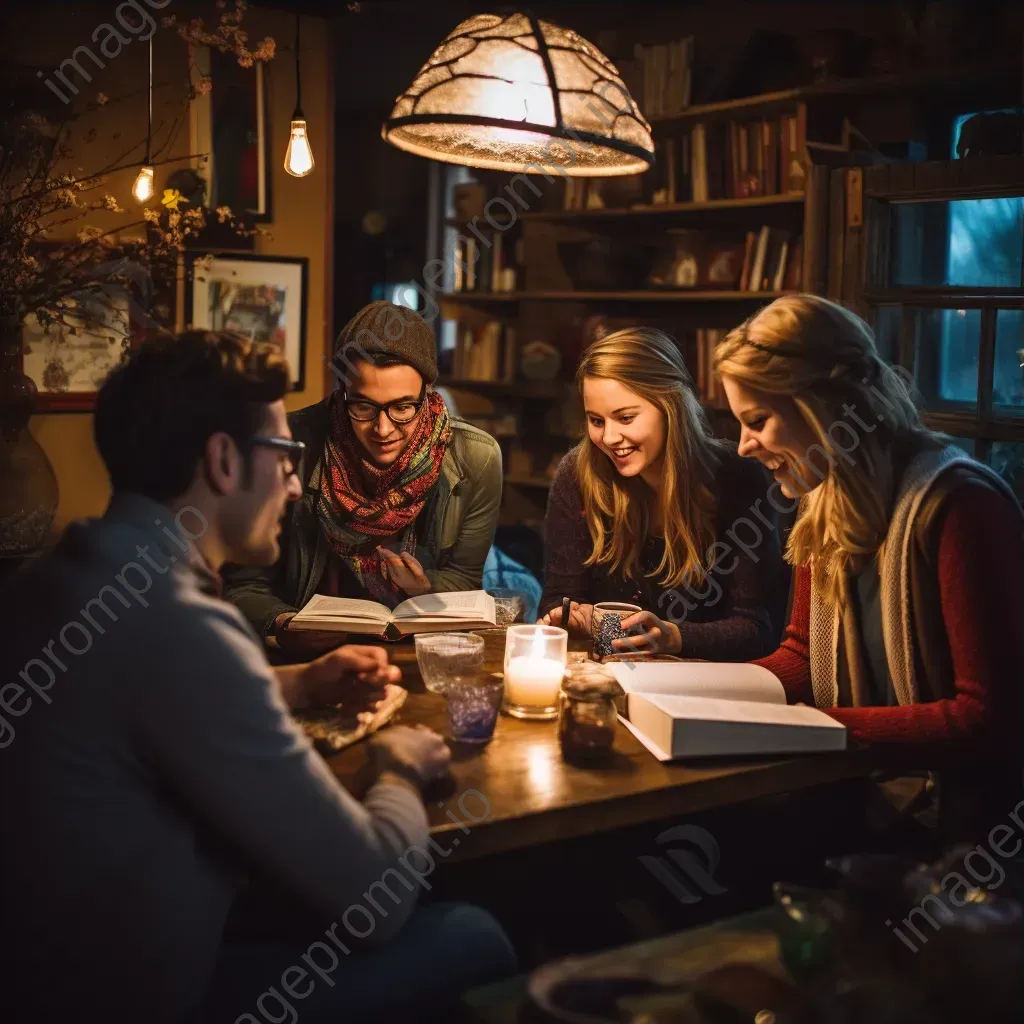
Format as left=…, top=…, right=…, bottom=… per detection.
left=204, top=902, right=517, bottom=1023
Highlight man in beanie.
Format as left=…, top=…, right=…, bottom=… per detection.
left=225, top=300, right=503, bottom=654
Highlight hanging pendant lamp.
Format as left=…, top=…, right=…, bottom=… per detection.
left=382, top=12, right=653, bottom=176
left=132, top=35, right=155, bottom=202
left=284, top=13, right=315, bottom=177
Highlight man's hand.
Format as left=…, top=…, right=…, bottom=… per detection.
left=273, top=612, right=346, bottom=659
left=378, top=547, right=432, bottom=597
left=370, top=724, right=451, bottom=791
left=289, top=645, right=402, bottom=710
left=611, top=610, right=682, bottom=657
left=539, top=600, right=594, bottom=638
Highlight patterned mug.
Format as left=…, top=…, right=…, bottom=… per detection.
left=590, top=601, right=643, bottom=659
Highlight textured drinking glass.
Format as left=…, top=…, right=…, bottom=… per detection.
left=486, top=587, right=525, bottom=627
left=502, top=624, right=567, bottom=720
left=443, top=674, right=504, bottom=743
left=415, top=633, right=485, bottom=693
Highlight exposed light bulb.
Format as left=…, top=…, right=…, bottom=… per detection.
left=284, top=119, right=314, bottom=177
left=132, top=165, right=155, bottom=203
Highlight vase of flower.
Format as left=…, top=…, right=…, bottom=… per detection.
left=0, top=316, right=59, bottom=561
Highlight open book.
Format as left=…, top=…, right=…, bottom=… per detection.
left=606, top=662, right=846, bottom=760
left=288, top=590, right=496, bottom=640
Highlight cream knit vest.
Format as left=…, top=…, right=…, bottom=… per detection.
left=808, top=445, right=1020, bottom=709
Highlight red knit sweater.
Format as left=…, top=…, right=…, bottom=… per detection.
left=755, top=483, right=1023, bottom=756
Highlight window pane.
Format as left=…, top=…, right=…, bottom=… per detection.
left=890, top=198, right=1024, bottom=288
left=991, top=441, right=1024, bottom=502
left=906, top=307, right=980, bottom=409
left=871, top=305, right=900, bottom=364
left=994, top=310, right=1024, bottom=414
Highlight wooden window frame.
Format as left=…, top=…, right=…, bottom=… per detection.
left=833, top=155, right=1024, bottom=463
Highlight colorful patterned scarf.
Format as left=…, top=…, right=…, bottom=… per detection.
left=316, top=390, right=452, bottom=604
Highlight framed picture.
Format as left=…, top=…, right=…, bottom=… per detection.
left=21, top=287, right=138, bottom=412
left=189, top=46, right=272, bottom=222
left=186, top=253, right=308, bottom=390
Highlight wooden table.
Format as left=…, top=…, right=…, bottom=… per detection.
left=328, top=631, right=875, bottom=862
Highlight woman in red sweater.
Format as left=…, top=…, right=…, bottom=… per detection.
left=714, top=294, right=1023, bottom=839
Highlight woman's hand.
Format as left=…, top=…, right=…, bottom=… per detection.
left=378, top=547, right=432, bottom=597
left=539, top=600, right=594, bottom=638
left=611, top=610, right=682, bottom=657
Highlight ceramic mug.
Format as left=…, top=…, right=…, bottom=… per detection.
left=590, top=601, right=643, bottom=659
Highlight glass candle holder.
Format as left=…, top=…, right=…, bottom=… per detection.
left=502, top=624, right=567, bottom=720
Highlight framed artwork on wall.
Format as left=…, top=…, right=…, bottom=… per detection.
left=21, top=286, right=139, bottom=412
left=189, top=46, right=272, bottom=222
left=186, top=253, right=308, bottom=391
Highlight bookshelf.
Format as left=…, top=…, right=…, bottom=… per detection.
left=428, top=86, right=826, bottom=527
left=425, top=57, right=1020, bottom=527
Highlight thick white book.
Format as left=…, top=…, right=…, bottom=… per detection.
left=288, top=590, right=496, bottom=640
left=607, top=662, right=846, bottom=760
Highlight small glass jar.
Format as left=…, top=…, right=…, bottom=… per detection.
left=558, top=663, right=619, bottom=762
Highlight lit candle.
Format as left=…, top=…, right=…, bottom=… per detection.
left=504, top=655, right=564, bottom=708
left=503, top=623, right=567, bottom=719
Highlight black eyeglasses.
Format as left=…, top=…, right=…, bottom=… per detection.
left=249, top=436, right=306, bottom=478
left=343, top=387, right=426, bottom=425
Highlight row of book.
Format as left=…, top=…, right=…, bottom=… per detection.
left=694, top=329, right=730, bottom=410
left=650, top=115, right=806, bottom=205
left=628, top=38, right=694, bottom=120
left=445, top=320, right=517, bottom=382
left=450, top=233, right=522, bottom=293
left=741, top=227, right=802, bottom=293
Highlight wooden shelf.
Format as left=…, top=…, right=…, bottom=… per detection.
left=445, top=216, right=515, bottom=231
left=648, top=64, right=1019, bottom=124
left=442, top=290, right=787, bottom=304
left=446, top=193, right=804, bottom=230
left=520, top=193, right=805, bottom=222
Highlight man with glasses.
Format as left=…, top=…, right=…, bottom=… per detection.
left=0, top=331, right=514, bottom=1022
left=224, top=300, right=503, bottom=657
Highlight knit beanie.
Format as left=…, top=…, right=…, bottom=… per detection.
left=334, top=300, right=438, bottom=384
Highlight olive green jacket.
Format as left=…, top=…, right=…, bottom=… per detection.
left=223, top=396, right=503, bottom=639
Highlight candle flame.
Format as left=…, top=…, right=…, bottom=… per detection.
left=531, top=627, right=546, bottom=659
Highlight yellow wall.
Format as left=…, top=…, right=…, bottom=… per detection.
left=19, top=4, right=333, bottom=531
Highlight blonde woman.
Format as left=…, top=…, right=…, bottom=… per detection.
left=715, top=294, right=1023, bottom=836
left=539, top=327, right=785, bottom=661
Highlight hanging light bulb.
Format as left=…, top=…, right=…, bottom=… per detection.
left=132, top=164, right=155, bottom=203
left=284, top=118, right=314, bottom=177
left=284, top=14, right=314, bottom=177
left=134, top=36, right=155, bottom=203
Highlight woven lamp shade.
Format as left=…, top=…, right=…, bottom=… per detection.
left=382, top=12, right=653, bottom=177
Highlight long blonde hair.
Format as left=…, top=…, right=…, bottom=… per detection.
left=713, top=294, right=941, bottom=604
left=576, top=327, right=729, bottom=589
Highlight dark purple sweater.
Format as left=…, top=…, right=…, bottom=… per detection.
left=540, top=446, right=788, bottom=661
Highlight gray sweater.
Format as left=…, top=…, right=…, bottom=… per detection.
left=0, top=494, right=428, bottom=1022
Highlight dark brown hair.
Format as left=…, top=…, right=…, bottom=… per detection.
left=94, top=330, right=291, bottom=501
